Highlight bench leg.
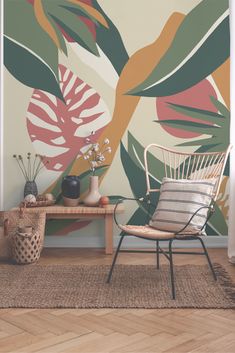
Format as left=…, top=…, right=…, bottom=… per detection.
left=104, top=214, right=113, bottom=255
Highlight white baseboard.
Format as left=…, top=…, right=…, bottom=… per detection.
left=44, top=235, right=228, bottom=249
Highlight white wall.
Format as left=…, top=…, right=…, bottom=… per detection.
left=228, top=0, right=235, bottom=262
left=0, top=0, right=3, bottom=210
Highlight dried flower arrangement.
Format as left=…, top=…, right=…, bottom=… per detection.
left=13, top=153, right=49, bottom=181
left=83, top=132, right=111, bottom=175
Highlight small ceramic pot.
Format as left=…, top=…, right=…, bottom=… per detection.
left=62, top=175, right=80, bottom=207
left=63, top=196, right=79, bottom=207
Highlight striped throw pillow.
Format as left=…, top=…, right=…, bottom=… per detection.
left=149, top=177, right=216, bottom=234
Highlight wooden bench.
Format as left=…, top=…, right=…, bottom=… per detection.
left=12, top=204, right=124, bottom=255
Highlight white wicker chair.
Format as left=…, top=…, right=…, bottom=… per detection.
left=107, top=144, right=232, bottom=299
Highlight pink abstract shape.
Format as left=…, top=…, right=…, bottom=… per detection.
left=26, top=64, right=111, bottom=171
left=156, top=79, right=217, bottom=138
left=54, top=221, right=91, bottom=236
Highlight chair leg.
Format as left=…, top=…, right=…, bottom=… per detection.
left=107, top=235, right=125, bottom=283
left=156, top=240, right=160, bottom=269
left=197, top=237, right=217, bottom=281
left=169, top=239, right=176, bottom=299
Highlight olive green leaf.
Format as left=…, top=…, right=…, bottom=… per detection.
left=4, top=1, right=63, bottom=100
left=33, top=0, right=67, bottom=54
left=48, top=6, right=99, bottom=56
left=120, top=141, right=159, bottom=216
left=127, top=131, right=168, bottom=183
left=59, top=0, right=108, bottom=28
left=33, top=0, right=108, bottom=56
left=156, top=120, right=220, bottom=134
left=207, top=202, right=228, bottom=236
left=127, top=0, right=229, bottom=97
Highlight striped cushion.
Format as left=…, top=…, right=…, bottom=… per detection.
left=149, top=177, right=216, bottom=234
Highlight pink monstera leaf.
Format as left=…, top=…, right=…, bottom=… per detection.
left=27, top=64, right=111, bottom=171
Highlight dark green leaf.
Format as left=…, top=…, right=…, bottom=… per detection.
left=120, top=142, right=159, bottom=212
left=156, top=119, right=219, bottom=134
left=4, top=36, right=64, bottom=101
left=92, top=0, right=129, bottom=74
left=127, top=131, right=168, bottom=182
left=207, top=202, right=228, bottom=235
left=49, top=7, right=99, bottom=56
left=4, top=1, right=63, bottom=100
left=177, top=137, right=219, bottom=147
left=107, top=195, right=125, bottom=204
left=168, top=102, right=225, bottom=124
left=127, top=0, right=229, bottom=96
left=46, top=219, right=76, bottom=235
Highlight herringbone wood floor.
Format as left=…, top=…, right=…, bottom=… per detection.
left=0, top=248, right=235, bottom=353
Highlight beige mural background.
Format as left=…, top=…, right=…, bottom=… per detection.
left=4, top=0, right=225, bottom=247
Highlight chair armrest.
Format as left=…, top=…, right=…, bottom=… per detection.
left=175, top=202, right=215, bottom=235
left=113, top=196, right=155, bottom=229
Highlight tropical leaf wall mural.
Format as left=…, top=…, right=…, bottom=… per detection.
left=127, top=0, right=229, bottom=97
left=27, top=64, right=111, bottom=172
left=3, top=0, right=230, bottom=241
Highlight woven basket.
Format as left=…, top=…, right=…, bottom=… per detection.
left=0, top=212, right=11, bottom=259
left=0, top=211, right=46, bottom=263
left=12, top=228, right=41, bottom=264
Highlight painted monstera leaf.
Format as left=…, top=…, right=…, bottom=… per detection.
left=127, top=0, right=229, bottom=97
left=27, top=64, right=111, bottom=171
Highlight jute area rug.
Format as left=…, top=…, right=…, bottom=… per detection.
left=0, top=263, right=234, bottom=309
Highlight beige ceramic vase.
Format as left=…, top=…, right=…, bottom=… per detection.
left=83, top=176, right=101, bottom=207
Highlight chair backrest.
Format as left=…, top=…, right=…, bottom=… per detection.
left=144, top=144, right=232, bottom=202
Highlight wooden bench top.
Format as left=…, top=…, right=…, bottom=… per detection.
left=12, top=204, right=124, bottom=215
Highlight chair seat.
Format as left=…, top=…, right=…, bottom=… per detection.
left=119, top=224, right=175, bottom=239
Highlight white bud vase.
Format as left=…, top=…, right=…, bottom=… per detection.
left=83, top=176, right=101, bottom=206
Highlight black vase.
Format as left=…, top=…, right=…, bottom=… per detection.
left=24, top=180, right=38, bottom=197
left=61, top=176, right=80, bottom=206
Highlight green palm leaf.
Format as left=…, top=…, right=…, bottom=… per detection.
left=177, top=137, right=220, bottom=147
left=167, top=103, right=226, bottom=125
left=210, top=95, right=230, bottom=118
left=49, top=8, right=99, bottom=56
left=127, top=0, right=229, bottom=97
left=155, top=120, right=220, bottom=134
left=92, top=0, right=129, bottom=75
left=164, top=97, right=230, bottom=152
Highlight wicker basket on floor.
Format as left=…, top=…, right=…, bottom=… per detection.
left=12, top=227, right=41, bottom=264
left=0, top=210, right=46, bottom=263
left=0, top=212, right=11, bottom=260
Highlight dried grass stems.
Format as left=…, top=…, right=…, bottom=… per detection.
left=13, top=153, right=49, bottom=181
